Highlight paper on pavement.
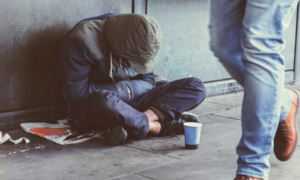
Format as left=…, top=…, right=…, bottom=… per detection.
left=20, top=119, right=106, bottom=145
left=0, top=131, right=30, bottom=145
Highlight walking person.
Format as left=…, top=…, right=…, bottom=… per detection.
left=209, top=0, right=300, bottom=179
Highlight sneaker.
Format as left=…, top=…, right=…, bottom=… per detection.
left=160, top=112, right=200, bottom=136
left=181, top=111, right=200, bottom=122
left=107, top=126, right=128, bottom=145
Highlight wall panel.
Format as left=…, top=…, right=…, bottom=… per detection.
left=0, top=0, right=131, bottom=130
left=148, top=0, right=297, bottom=82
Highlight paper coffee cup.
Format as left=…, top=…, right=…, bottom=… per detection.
left=184, top=122, right=202, bottom=149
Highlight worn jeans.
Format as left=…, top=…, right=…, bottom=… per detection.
left=209, top=0, right=299, bottom=179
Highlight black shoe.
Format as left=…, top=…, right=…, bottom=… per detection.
left=160, top=112, right=200, bottom=137
left=180, top=112, right=200, bottom=123
left=107, top=126, right=128, bottom=145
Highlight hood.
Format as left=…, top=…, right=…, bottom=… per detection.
left=105, top=13, right=162, bottom=74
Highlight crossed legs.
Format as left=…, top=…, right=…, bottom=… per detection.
left=68, top=77, right=206, bottom=139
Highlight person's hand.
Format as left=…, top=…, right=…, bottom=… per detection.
left=126, top=85, right=131, bottom=100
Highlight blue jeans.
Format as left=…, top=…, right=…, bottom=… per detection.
left=209, top=0, right=299, bottom=179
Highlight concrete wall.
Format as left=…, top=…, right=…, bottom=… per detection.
left=147, top=0, right=298, bottom=97
left=0, top=0, right=131, bottom=130
left=148, top=0, right=297, bottom=82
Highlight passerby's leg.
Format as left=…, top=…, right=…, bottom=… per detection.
left=210, top=0, right=246, bottom=86
left=237, top=1, right=298, bottom=178
left=210, top=0, right=293, bottom=122
left=210, top=0, right=298, bottom=179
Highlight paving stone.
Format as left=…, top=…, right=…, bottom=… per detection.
left=136, top=151, right=238, bottom=180
left=111, top=174, right=152, bottom=180
left=135, top=149, right=300, bottom=180
left=211, top=107, right=242, bottom=120
left=125, top=118, right=241, bottom=160
left=0, top=139, right=177, bottom=180
left=190, top=101, right=234, bottom=116
left=205, top=91, right=244, bottom=107
left=199, top=114, right=237, bottom=124
left=269, top=147, right=300, bottom=180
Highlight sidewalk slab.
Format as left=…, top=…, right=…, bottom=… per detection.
left=211, top=107, right=242, bottom=120
left=0, top=140, right=177, bottom=180
left=190, top=101, right=234, bottom=116
left=135, top=152, right=238, bottom=180
left=112, top=174, right=151, bottom=180
left=269, top=148, right=300, bottom=180
left=135, top=148, right=300, bottom=180
left=124, top=116, right=241, bottom=160
left=205, top=91, right=243, bottom=107
left=199, top=114, right=239, bottom=124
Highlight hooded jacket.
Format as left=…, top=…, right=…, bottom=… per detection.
left=57, top=13, right=156, bottom=107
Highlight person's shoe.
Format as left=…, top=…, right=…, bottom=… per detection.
left=274, top=90, right=299, bottom=161
left=159, top=112, right=200, bottom=136
left=181, top=111, right=200, bottom=122
left=234, top=174, right=264, bottom=180
left=107, top=126, right=128, bottom=145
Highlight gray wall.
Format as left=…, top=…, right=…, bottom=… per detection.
left=148, top=0, right=297, bottom=82
left=0, top=0, right=131, bottom=130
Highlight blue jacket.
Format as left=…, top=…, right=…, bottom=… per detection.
left=57, top=13, right=155, bottom=107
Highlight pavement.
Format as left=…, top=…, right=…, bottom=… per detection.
left=1, top=83, right=300, bottom=180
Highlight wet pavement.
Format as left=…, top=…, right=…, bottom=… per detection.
left=1, top=83, right=300, bottom=180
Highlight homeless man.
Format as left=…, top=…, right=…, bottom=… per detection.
left=57, top=13, right=206, bottom=145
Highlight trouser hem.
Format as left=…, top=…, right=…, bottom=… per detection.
left=236, top=170, right=268, bottom=180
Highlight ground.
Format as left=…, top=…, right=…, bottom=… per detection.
left=1, top=84, right=300, bottom=180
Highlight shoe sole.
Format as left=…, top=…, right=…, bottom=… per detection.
left=281, top=89, right=299, bottom=161
left=107, top=126, right=128, bottom=146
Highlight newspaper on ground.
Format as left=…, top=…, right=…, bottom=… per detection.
left=0, top=131, right=30, bottom=145
left=20, top=119, right=106, bottom=145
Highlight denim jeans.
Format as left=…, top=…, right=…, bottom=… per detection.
left=209, top=0, right=299, bottom=179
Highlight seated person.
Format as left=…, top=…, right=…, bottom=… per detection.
left=57, top=13, right=206, bottom=145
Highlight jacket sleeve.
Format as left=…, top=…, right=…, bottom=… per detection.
left=57, top=37, right=94, bottom=107
left=125, top=72, right=156, bottom=101
left=57, top=37, right=155, bottom=106
left=57, top=14, right=119, bottom=107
